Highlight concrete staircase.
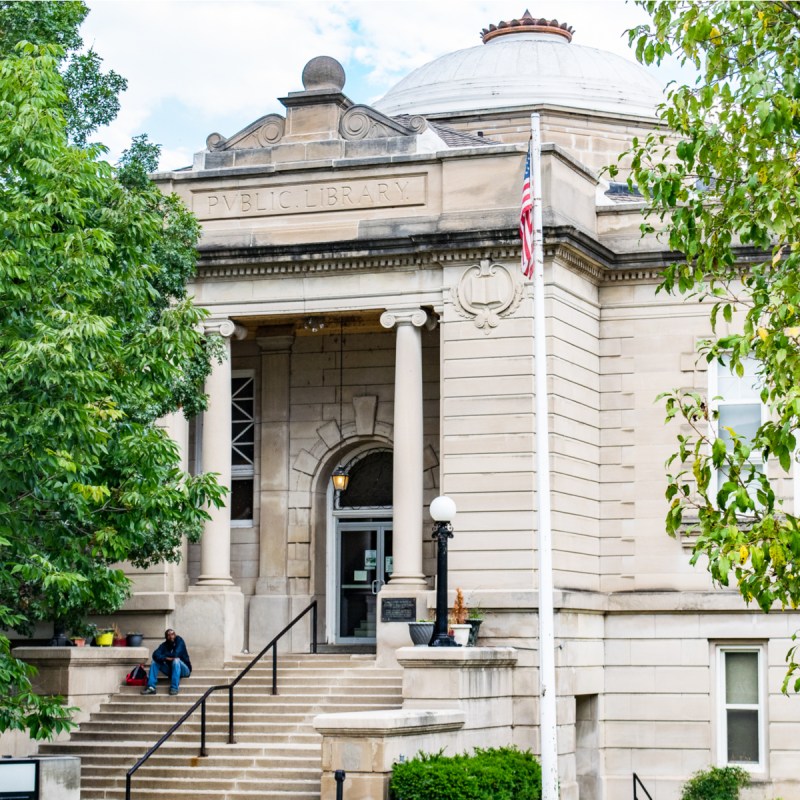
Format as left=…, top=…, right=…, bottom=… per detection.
left=39, top=653, right=402, bottom=799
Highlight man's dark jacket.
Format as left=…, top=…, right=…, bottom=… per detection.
left=152, top=636, right=192, bottom=672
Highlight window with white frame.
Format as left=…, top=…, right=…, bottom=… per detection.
left=231, top=370, right=255, bottom=524
left=709, top=356, right=767, bottom=500
left=716, top=645, right=766, bottom=770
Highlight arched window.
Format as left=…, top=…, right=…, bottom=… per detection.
left=335, top=450, right=392, bottom=509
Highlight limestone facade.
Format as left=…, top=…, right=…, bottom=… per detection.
left=118, top=22, right=800, bottom=800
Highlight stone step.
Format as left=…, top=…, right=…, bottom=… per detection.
left=83, top=789, right=319, bottom=800
left=40, top=742, right=319, bottom=759
left=69, top=730, right=322, bottom=744
left=43, top=653, right=401, bottom=799
left=92, top=696, right=397, bottom=728
left=85, top=775, right=321, bottom=791
left=72, top=755, right=321, bottom=779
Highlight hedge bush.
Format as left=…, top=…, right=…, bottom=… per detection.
left=389, top=746, right=542, bottom=800
left=680, top=766, right=750, bottom=800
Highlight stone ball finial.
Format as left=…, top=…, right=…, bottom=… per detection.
left=302, top=56, right=346, bottom=92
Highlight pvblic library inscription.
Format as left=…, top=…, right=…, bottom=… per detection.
left=193, top=176, right=426, bottom=220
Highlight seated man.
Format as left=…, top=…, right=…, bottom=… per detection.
left=141, top=628, right=192, bottom=696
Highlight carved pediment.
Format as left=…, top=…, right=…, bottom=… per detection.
left=206, top=113, right=286, bottom=151
left=339, top=105, right=427, bottom=141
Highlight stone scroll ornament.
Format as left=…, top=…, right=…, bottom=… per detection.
left=451, top=260, right=524, bottom=333
left=339, top=105, right=427, bottom=140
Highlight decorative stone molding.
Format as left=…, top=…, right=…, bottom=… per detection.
left=602, top=267, right=663, bottom=284
left=340, top=105, right=426, bottom=141
left=450, top=259, right=524, bottom=333
left=197, top=246, right=521, bottom=279
left=380, top=308, right=428, bottom=329
left=353, top=395, right=378, bottom=436
left=203, top=318, right=247, bottom=339
left=206, top=113, right=286, bottom=151
left=551, top=244, right=605, bottom=284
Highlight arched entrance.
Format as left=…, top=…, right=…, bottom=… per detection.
left=326, top=449, right=392, bottom=644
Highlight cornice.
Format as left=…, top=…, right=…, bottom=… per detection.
left=195, top=230, right=521, bottom=279
left=194, top=225, right=767, bottom=285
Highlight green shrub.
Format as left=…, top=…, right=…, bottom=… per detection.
left=389, top=746, right=541, bottom=800
left=680, top=766, right=750, bottom=800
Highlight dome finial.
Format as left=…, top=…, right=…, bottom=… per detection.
left=481, top=10, right=575, bottom=44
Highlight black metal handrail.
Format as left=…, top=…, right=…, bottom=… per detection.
left=125, top=600, right=317, bottom=800
left=633, top=772, right=654, bottom=800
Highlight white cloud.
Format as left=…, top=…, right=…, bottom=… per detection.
left=81, top=0, right=672, bottom=169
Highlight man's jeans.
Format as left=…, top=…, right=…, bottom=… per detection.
left=147, top=658, right=190, bottom=691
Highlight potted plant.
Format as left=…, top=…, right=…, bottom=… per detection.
left=449, top=588, right=471, bottom=646
left=110, top=623, right=127, bottom=646
left=70, top=622, right=96, bottom=647
left=466, top=601, right=484, bottom=646
left=95, top=628, right=114, bottom=647
left=408, top=619, right=434, bottom=646
left=126, top=631, right=144, bottom=647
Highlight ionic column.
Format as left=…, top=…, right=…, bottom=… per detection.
left=197, top=318, right=246, bottom=586
left=380, top=308, right=428, bottom=586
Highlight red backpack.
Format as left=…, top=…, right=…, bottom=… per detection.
left=125, top=663, right=147, bottom=686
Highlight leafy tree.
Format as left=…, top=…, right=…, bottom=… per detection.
left=615, top=0, right=800, bottom=689
left=0, top=1, right=127, bottom=145
left=0, top=41, right=223, bottom=738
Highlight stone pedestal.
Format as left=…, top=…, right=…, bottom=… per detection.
left=173, top=586, right=244, bottom=667
left=315, top=709, right=465, bottom=800
left=2, top=647, right=149, bottom=756
left=375, top=589, right=430, bottom=668
left=314, top=646, right=518, bottom=800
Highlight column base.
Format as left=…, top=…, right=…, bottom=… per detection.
left=386, top=574, right=427, bottom=586
left=195, top=576, right=235, bottom=586
left=173, top=586, right=243, bottom=668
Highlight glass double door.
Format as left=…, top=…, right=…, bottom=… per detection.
left=336, top=521, right=392, bottom=643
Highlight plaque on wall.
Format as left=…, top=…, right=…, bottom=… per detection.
left=381, top=597, right=416, bottom=623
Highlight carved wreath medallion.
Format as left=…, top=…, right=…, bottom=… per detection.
left=451, top=260, right=524, bottom=333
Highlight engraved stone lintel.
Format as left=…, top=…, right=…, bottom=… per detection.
left=204, top=318, right=248, bottom=340
left=380, top=308, right=428, bottom=330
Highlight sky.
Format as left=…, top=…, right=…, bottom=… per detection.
left=80, top=1, right=682, bottom=171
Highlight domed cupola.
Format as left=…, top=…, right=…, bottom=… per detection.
left=374, top=9, right=663, bottom=119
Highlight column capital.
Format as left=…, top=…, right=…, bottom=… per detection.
left=204, top=317, right=247, bottom=340
left=380, top=308, right=428, bottom=330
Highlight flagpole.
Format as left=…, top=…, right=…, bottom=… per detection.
left=531, top=111, right=559, bottom=800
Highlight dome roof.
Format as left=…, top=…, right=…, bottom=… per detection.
left=374, top=15, right=663, bottom=119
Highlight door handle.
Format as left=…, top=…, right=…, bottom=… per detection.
left=371, top=579, right=382, bottom=595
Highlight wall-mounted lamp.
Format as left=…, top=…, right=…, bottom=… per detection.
left=331, top=466, right=349, bottom=492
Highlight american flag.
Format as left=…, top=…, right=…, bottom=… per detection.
left=519, top=145, right=534, bottom=278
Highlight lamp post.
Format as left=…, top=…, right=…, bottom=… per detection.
left=429, top=495, right=459, bottom=647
